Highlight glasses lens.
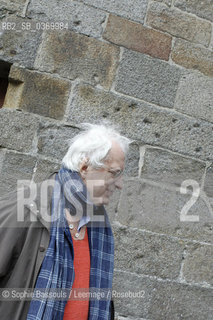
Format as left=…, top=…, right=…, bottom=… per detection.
left=112, top=170, right=123, bottom=178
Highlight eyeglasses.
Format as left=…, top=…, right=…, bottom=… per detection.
left=107, top=168, right=124, bottom=179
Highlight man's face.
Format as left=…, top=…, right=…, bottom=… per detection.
left=80, top=141, right=125, bottom=206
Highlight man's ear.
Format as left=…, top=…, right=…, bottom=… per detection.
left=79, top=159, right=89, bottom=179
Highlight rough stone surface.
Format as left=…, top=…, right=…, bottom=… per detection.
left=0, top=150, right=36, bottom=196
left=141, top=146, right=206, bottom=187
left=33, top=157, right=60, bottom=183
left=115, top=49, right=182, bottom=108
left=34, top=30, right=120, bottom=89
left=117, top=179, right=213, bottom=243
left=4, top=65, right=71, bottom=120
left=113, top=270, right=213, bottom=319
left=148, top=280, right=213, bottom=319
left=0, top=17, right=42, bottom=68
left=113, top=223, right=184, bottom=279
left=0, top=8, right=7, bottom=19
left=0, top=109, right=39, bottom=153
left=103, top=14, right=172, bottom=60
left=82, top=0, right=148, bottom=23
left=68, top=83, right=213, bottom=161
left=157, top=0, right=172, bottom=6
left=183, top=244, right=213, bottom=286
left=105, top=188, right=121, bottom=222
left=174, top=0, right=213, bottom=22
left=27, top=0, right=106, bottom=38
left=124, top=142, right=140, bottom=177
left=0, top=0, right=25, bottom=15
left=37, top=121, right=79, bottom=160
left=204, top=164, right=213, bottom=199
left=0, top=148, right=5, bottom=174
left=171, top=39, right=213, bottom=77
left=146, top=2, right=211, bottom=47
left=113, top=270, right=154, bottom=318
left=174, top=73, right=213, bottom=123
left=210, top=28, right=213, bottom=50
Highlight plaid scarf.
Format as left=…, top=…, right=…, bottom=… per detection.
left=27, top=167, right=114, bottom=320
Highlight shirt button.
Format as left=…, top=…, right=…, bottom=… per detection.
left=75, top=233, right=80, bottom=238
left=39, top=246, right=46, bottom=252
left=69, top=224, right=74, bottom=230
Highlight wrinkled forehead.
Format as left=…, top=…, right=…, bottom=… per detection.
left=105, top=140, right=125, bottom=169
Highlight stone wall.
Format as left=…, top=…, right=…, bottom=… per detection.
left=0, top=0, right=213, bottom=319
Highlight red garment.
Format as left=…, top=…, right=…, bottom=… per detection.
left=63, top=228, right=90, bottom=320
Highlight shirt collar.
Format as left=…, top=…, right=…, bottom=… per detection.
left=77, top=215, right=91, bottom=231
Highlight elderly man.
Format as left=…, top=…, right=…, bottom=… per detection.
left=0, top=123, right=130, bottom=320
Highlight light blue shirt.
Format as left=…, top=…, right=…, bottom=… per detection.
left=77, top=215, right=91, bottom=231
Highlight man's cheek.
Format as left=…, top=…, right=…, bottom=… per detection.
left=93, top=185, right=107, bottom=197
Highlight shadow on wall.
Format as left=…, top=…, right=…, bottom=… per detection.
left=0, top=60, right=11, bottom=108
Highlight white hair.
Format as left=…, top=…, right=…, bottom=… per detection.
left=62, top=123, right=131, bottom=171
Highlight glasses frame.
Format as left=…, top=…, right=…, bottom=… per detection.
left=106, top=168, right=124, bottom=179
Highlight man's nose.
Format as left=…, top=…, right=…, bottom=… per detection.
left=114, top=176, right=123, bottom=190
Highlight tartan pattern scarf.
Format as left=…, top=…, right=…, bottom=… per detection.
left=27, top=166, right=114, bottom=320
